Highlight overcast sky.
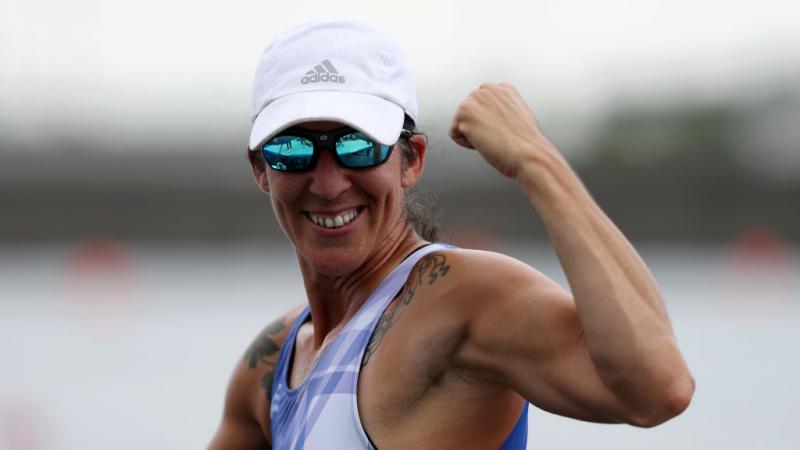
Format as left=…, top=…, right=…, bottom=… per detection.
left=1, top=0, right=798, bottom=150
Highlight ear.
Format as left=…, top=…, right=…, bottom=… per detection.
left=247, top=148, right=271, bottom=193
left=401, top=134, right=426, bottom=189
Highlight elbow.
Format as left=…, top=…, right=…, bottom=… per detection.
left=632, top=373, right=696, bottom=428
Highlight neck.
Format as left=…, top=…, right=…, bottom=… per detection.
left=297, top=226, right=427, bottom=348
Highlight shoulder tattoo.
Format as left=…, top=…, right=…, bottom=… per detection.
left=243, top=317, right=287, bottom=401
left=361, top=253, right=451, bottom=367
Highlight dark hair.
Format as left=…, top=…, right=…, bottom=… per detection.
left=397, top=115, right=445, bottom=242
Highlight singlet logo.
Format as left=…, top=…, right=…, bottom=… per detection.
left=301, top=59, right=346, bottom=84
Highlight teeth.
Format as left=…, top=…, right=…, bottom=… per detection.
left=309, top=209, right=359, bottom=229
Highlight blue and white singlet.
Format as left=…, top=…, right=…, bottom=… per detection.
left=270, top=243, right=529, bottom=449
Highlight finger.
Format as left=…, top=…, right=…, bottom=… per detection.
left=497, top=81, right=516, bottom=92
left=479, top=81, right=496, bottom=91
left=448, top=123, right=474, bottom=150
left=451, top=134, right=474, bottom=149
left=447, top=111, right=461, bottom=141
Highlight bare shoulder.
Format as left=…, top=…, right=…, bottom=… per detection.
left=424, top=247, right=565, bottom=309
left=362, top=247, right=564, bottom=367
left=242, top=304, right=307, bottom=400
left=409, top=248, right=577, bottom=376
left=208, top=305, right=305, bottom=449
left=440, top=247, right=576, bottom=337
left=438, top=248, right=593, bottom=394
left=368, top=247, right=563, bottom=326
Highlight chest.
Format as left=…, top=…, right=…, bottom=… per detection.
left=285, top=295, right=467, bottom=426
left=272, top=293, right=519, bottom=448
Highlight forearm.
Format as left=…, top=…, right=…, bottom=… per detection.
left=515, top=142, right=692, bottom=414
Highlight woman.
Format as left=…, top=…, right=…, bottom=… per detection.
left=209, top=19, right=694, bottom=450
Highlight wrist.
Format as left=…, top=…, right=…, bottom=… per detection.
left=514, top=142, right=592, bottom=212
left=514, top=140, right=570, bottom=189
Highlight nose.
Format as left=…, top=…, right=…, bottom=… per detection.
left=308, top=147, right=352, bottom=200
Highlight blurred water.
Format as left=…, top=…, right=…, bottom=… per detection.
left=1, top=241, right=798, bottom=450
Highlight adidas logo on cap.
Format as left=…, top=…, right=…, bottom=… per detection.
left=301, top=59, right=346, bottom=85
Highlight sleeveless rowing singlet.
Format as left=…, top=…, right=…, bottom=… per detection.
left=270, top=243, right=529, bottom=449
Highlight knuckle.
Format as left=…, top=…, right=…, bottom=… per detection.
left=499, top=82, right=517, bottom=93
left=458, top=99, right=475, bottom=113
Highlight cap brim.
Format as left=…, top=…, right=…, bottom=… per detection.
left=249, top=91, right=405, bottom=150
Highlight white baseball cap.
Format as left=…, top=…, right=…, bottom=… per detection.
left=249, top=19, right=419, bottom=150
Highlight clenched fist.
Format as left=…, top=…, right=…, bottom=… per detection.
left=448, top=82, right=563, bottom=180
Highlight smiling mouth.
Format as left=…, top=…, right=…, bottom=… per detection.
left=305, top=207, right=362, bottom=229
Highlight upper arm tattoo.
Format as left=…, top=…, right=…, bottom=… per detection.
left=361, top=253, right=451, bottom=367
left=243, top=318, right=287, bottom=401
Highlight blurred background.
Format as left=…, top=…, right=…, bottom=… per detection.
left=1, top=0, right=798, bottom=449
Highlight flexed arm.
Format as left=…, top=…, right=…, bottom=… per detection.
left=447, top=83, right=694, bottom=427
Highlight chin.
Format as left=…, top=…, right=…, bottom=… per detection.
left=300, top=245, right=367, bottom=277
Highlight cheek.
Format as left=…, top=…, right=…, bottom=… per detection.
left=366, top=165, right=408, bottom=214
left=266, top=176, right=304, bottom=224
left=266, top=172, right=302, bottom=201
left=364, top=159, right=403, bottom=197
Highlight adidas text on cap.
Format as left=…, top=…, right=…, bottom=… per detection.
left=249, top=19, right=419, bottom=150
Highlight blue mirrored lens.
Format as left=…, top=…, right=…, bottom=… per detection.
left=262, top=136, right=314, bottom=171
left=336, top=133, right=390, bottom=168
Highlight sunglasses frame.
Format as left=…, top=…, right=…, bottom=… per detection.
left=261, top=126, right=413, bottom=172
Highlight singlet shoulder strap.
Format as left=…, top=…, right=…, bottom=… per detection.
left=271, top=306, right=311, bottom=401
left=356, top=243, right=456, bottom=318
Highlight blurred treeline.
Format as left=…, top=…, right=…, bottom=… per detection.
left=2, top=90, right=798, bottom=244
